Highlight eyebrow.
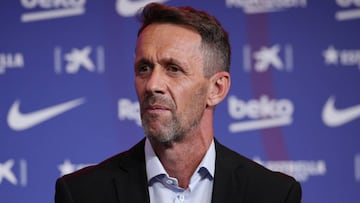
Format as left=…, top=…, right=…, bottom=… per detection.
left=160, top=57, right=183, bottom=66
left=134, top=58, right=152, bottom=68
left=135, top=56, right=186, bottom=68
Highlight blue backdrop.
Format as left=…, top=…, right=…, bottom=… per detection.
left=1, top=0, right=360, bottom=202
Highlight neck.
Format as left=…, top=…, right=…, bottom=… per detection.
left=149, top=110, right=214, bottom=188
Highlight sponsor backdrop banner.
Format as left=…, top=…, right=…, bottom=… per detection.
left=1, top=0, right=359, bottom=202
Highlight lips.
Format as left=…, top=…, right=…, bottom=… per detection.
left=140, top=96, right=174, bottom=116
left=147, top=104, right=169, bottom=110
left=144, top=104, right=170, bottom=115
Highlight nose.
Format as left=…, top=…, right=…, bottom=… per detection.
left=145, top=67, right=166, bottom=95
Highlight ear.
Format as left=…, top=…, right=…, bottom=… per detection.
left=207, top=71, right=231, bottom=107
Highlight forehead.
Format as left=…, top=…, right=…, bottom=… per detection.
left=135, top=23, right=202, bottom=56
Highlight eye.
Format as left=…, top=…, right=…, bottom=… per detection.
left=135, top=64, right=152, bottom=74
left=166, top=65, right=181, bottom=73
left=140, top=65, right=150, bottom=72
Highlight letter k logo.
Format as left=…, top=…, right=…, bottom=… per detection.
left=254, top=45, right=283, bottom=72
left=0, top=160, right=17, bottom=185
left=65, top=46, right=95, bottom=73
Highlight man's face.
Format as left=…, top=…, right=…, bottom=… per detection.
left=134, top=23, right=210, bottom=144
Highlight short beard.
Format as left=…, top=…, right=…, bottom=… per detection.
left=142, top=111, right=203, bottom=147
left=141, top=102, right=203, bottom=147
left=140, top=85, right=207, bottom=147
left=142, top=114, right=183, bottom=146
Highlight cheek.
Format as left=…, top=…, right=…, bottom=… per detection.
left=134, top=80, right=145, bottom=97
left=172, top=81, right=190, bottom=96
left=173, top=82, right=208, bottom=109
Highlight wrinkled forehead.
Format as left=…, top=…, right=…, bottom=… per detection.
left=135, top=23, right=202, bottom=53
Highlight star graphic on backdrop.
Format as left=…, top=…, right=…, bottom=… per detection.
left=58, top=159, right=76, bottom=176
left=323, top=46, right=339, bottom=65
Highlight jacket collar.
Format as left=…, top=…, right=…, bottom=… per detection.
left=211, top=140, right=247, bottom=203
left=113, top=139, right=150, bottom=203
left=112, top=138, right=248, bottom=203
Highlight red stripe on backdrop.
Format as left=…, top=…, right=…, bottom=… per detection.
left=246, top=14, right=289, bottom=161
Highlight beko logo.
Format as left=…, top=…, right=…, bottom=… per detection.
left=116, top=0, right=169, bottom=17
left=243, top=44, right=293, bottom=73
left=0, top=159, right=27, bottom=187
left=323, top=45, right=360, bottom=69
left=20, top=0, right=86, bottom=22
left=118, top=98, right=141, bottom=126
left=226, top=0, right=307, bottom=14
left=335, top=0, right=360, bottom=21
left=228, top=95, right=294, bottom=132
left=0, top=52, right=24, bottom=74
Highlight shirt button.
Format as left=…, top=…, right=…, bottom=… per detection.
left=166, top=179, right=173, bottom=185
left=178, top=194, right=185, bottom=202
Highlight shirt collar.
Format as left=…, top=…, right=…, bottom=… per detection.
left=145, top=138, right=216, bottom=184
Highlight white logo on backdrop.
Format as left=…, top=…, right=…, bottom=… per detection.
left=20, top=0, right=86, bottom=22
left=243, top=44, right=293, bottom=72
left=335, top=0, right=360, bottom=21
left=228, top=95, right=294, bottom=132
left=118, top=98, right=141, bottom=126
left=0, top=159, right=27, bottom=187
left=322, top=96, right=360, bottom=127
left=323, top=46, right=360, bottom=69
left=54, top=46, right=105, bottom=74
left=7, top=98, right=86, bottom=131
left=58, top=159, right=93, bottom=176
left=355, top=154, right=360, bottom=182
left=116, top=0, right=169, bottom=17
left=225, top=0, right=307, bottom=14
left=0, top=52, right=24, bottom=74
left=254, top=157, right=327, bottom=182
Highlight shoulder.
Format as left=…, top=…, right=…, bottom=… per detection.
left=214, top=140, right=301, bottom=202
left=215, top=139, right=295, bottom=180
left=57, top=139, right=145, bottom=185
left=55, top=139, right=147, bottom=202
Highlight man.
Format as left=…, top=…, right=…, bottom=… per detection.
left=55, top=3, right=302, bottom=203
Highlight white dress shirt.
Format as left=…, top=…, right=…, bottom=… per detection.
left=145, top=138, right=215, bottom=203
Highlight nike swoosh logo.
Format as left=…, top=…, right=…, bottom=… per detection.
left=7, top=98, right=86, bottom=131
left=322, top=96, right=360, bottom=127
left=116, top=0, right=169, bottom=17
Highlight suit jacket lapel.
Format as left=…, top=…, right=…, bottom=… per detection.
left=212, top=140, right=247, bottom=203
left=113, top=139, right=150, bottom=203
left=111, top=139, right=249, bottom=203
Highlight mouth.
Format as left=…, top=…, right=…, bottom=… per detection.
left=141, top=96, right=174, bottom=116
left=145, top=104, right=170, bottom=113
